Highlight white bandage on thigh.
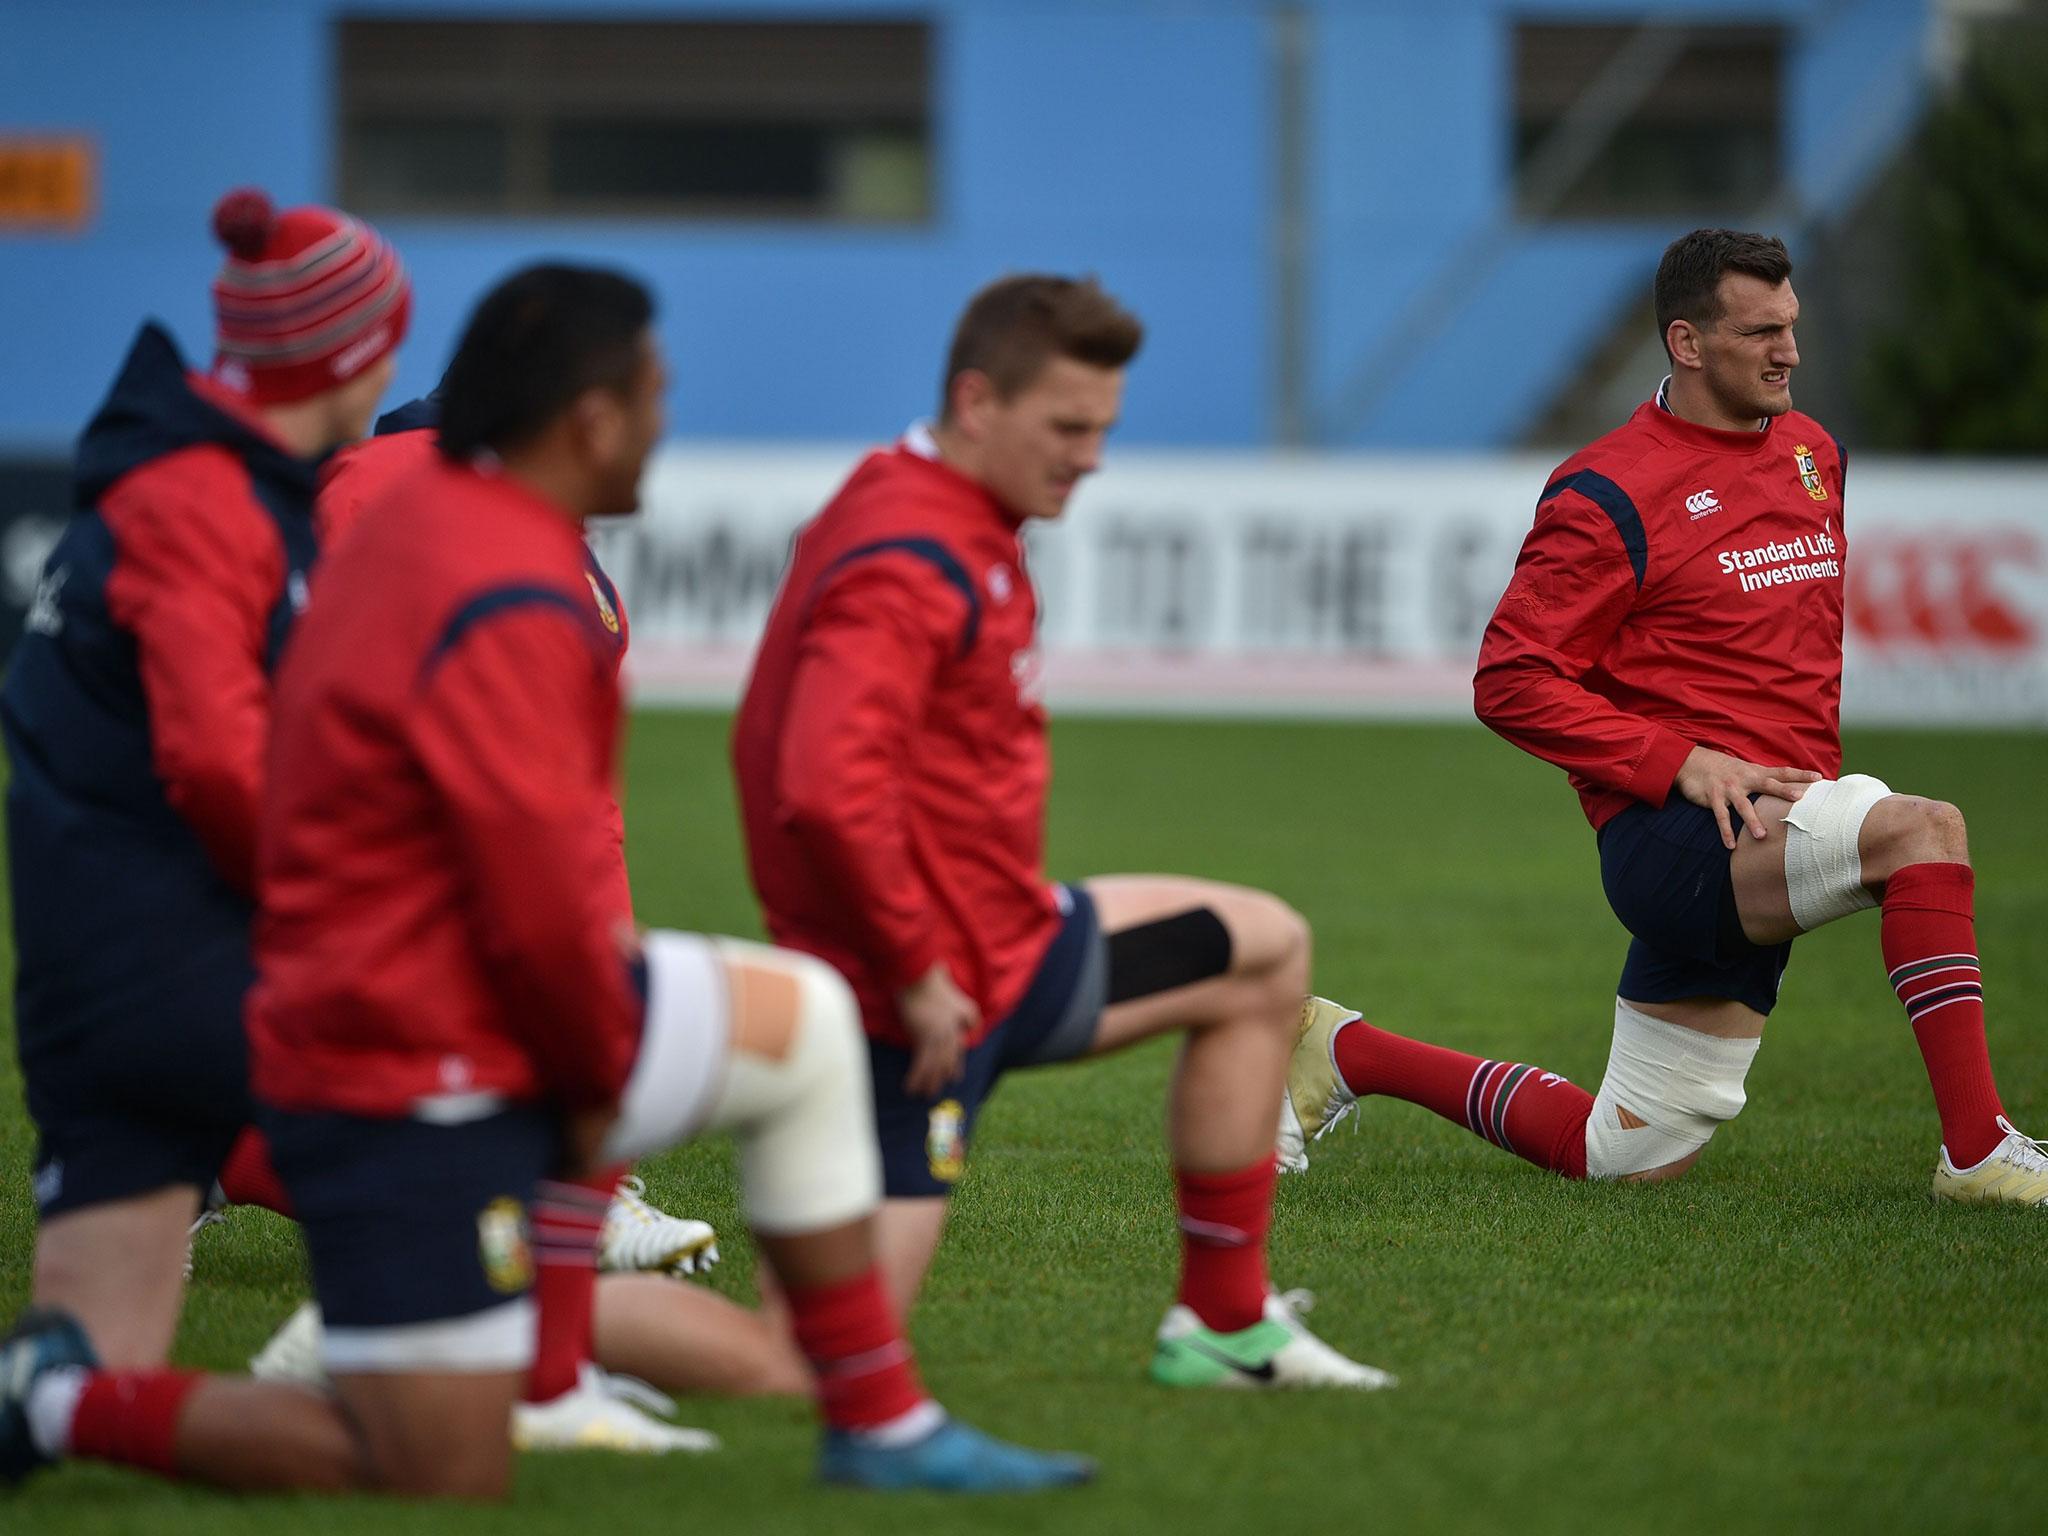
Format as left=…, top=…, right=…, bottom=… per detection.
left=601, top=931, right=733, bottom=1165
left=1582, top=998, right=1762, bottom=1180
left=1781, top=773, right=1891, bottom=932
left=697, top=937, right=882, bottom=1237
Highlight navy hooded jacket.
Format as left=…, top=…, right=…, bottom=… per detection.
left=4, top=323, right=321, bottom=1057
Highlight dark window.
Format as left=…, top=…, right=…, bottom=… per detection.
left=1513, top=24, right=1784, bottom=219
left=337, top=17, right=931, bottom=221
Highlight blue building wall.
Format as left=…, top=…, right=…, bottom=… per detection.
left=0, top=0, right=1929, bottom=452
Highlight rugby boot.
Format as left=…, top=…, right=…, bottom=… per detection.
left=1278, top=996, right=1362, bottom=1172
left=818, top=1417, right=1096, bottom=1492
left=600, top=1176, right=720, bottom=1277
left=1932, top=1116, right=2048, bottom=1207
left=0, top=1308, right=97, bottom=1486
left=512, top=1363, right=718, bottom=1454
left=1151, top=1288, right=1395, bottom=1391
left=249, top=1301, right=328, bottom=1388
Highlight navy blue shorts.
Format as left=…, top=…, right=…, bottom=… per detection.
left=20, top=954, right=253, bottom=1219
left=871, top=884, right=1108, bottom=1198
left=262, top=1104, right=559, bottom=1337
left=1598, top=795, right=1793, bottom=1016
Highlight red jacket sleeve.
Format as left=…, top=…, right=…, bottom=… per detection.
left=410, top=599, right=639, bottom=1109
left=1472, top=486, right=1694, bottom=804
left=101, top=453, right=281, bottom=895
left=774, top=554, right=967, bottom=991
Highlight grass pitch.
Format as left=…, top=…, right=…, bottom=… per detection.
left=3, top=713, right=2044, bottom=1534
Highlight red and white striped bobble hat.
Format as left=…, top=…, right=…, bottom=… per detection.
left=208, top=187, right=411, bottom=404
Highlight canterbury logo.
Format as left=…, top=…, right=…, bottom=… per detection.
left=1684, top=489, right=1721, bottom=517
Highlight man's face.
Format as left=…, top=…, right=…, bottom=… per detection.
left=1696, top=274, right=1800, bottom=422
left=962, top=356, right=1123, bottom=522
left=588, top=332, right=667, bottom=519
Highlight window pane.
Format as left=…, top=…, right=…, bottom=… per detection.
left=336, top=16, right=931, bottom=221
left=548, top=120, right=828, bottom=207
left=346, top=117, right=508, bottom=210
left=1513, top=23, right=1783, bottom=219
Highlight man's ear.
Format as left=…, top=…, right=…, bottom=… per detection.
left=1666, top=318, right=1705, bottom=372
left=948, top=369, right=998, bottom=440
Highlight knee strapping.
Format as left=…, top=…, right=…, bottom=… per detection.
left=1782, top=773, right=1891, bottom=931
left=1583, top=999, right=1761, bottom=1180
left=700, top=938, right=881, bottom=1236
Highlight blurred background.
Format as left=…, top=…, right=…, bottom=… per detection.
left=2, top=0, right=2043, bottom=720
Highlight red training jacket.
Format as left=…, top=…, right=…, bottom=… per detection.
left=1473, top=396, right=1848, bottom=828
left=733, top=438, right=1059, bottom=1047
left=249, top=452, right=639, bottom=1118
left=319, top=421, right=636, bottom=920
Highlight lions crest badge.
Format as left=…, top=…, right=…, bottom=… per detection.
left=586, top=571, right=620, bottom=634
left=926, top=1099, right=967, bottom=1183
left=1792, top=443, right=1828, bottom=503
left=477, top=1196, right=534, bottom=1294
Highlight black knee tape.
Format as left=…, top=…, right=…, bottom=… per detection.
left=1105, top=908, right=1233, bottom=1005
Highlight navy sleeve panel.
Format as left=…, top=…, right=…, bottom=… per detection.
left=814, top=537, right=981, bottom=658
left=419, top=584, right=599, bottom=684
left=1541, top=469, right=1648, bottom=590
left=1830, top=435, right=1848, bottom=497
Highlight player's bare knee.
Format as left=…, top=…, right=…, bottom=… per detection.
left=1921, top=799, right=1969, bottom=863
left=1865, top=794, right=1969, bottom=875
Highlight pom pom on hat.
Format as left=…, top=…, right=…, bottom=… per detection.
left=211, top=188, right=277, bottom=261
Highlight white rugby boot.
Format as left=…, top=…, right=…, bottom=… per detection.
left=1150, top=1289, right=1396, bottom=1390
left=1932, top=1116, right=2048, bottom=1207
left=600, top=1176, right=720, bottom=1277
left=249, top=1300, right=329, bottom=1388
left=512, top=1363, right=719, bottom=1454
left=1278, top=997, right=1362, bottom=1172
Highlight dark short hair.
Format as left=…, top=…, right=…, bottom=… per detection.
left=1653, top=229, right=1792, bottom=359
left=939, top=274, right=1143, bottom=419
left=438, top=264, right=656, bottom=459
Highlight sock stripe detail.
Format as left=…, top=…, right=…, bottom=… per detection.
left=1888, top=953, right=1978, bottom=984
left=1490, top=1065, right=1536, bottom=1153
left=1901, top=982, right=1985, bottom=1022
left=1465, top=1060, right=1500, bottom=1141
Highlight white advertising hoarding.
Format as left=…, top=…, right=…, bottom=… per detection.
left=591, top=446, right=2048, bottom=727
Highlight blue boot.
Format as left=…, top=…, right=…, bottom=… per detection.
left=819, top=1417, right=1096, bottom=1492
left=1, top=1308, right=97, bottom=1487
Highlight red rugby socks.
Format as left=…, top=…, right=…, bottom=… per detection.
left=58, top=1369, right=203, bottom=1475
left=1335, top=1019, right=1593, bottom=1179
left=1174, top=1156, right=1276, bottom=1333
left=524, top=1173, right=614, bottom=1404
left=784, top=1267, right=930, bottom=1434
left=1882, top=862, right=2005, bottom=1167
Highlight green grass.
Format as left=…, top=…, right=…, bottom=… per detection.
left=5, top=714, right=2046, bottom=1533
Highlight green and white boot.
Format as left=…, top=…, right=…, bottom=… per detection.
left=1149, top=1290, right=1395, bottom=1390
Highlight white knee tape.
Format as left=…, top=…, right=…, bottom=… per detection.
left=699, top=938, right=881, bottom=1237
left=1583, top=999, right=1761, bottom=1180
left=603, top=931, right=732, bottom=1165
left=1782, top=773, right=1890, bottom=932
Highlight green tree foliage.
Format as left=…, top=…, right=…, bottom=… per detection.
left=1858, top=27, right=2048, bottom=452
